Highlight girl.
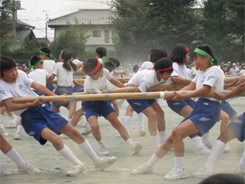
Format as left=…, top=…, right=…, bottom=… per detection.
left=0, top=55, right=116, bottom=176
left=49, top=49, right=77, bottom=123
left=131, top=45, right=224, bottom=180
left=126, top=58, right=173, bottom=151
left=96, top=47, right=107, bottom=64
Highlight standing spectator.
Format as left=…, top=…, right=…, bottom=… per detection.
left=229, top=63, right=239, bottom=75
left=235, top=62, right=240, bottom=71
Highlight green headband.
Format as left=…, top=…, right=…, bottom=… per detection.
left=186, top=63, right=193, bottom=67
left=30, top=60, right=43, bottom=70
left=40, top=50, right=56, bottom=61
left=194, top=48, right=214, bottom=65
left=60, top=50, right=71, bottom=64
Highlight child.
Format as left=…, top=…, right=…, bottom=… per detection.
left=49, top=49, right=77, bottom=123
left=126, top=58, right=173, bottom=151
left=131, top=45, right=224, bottom=180
left=96, top=47, right=107, bottom=64
left=186, top=61, right=193, bottom=79
left=82, top=57, right=142, bottom=156
left=0, top=133, right=40, bottom=175
left=193, top=82, right=245, bottom=178
left=0, top=55, right=116, bottom=176
left=39, top=47, right=56, bottom=91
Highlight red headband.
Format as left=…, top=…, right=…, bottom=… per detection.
left=158, top=66, right=173, bottom=71
left=135, top=66, right=139, bottom=73
left=0, top=69, right=9, bottom=74
left=88, top=61, right=102, bottom=75
left=185, top=47, right=189, bottom=52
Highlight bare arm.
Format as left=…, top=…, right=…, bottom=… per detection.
left=31, top=81, right=56, bottom=96
left=109, top=78, right=127, bottom=88
left=47, top=73, right=56, bottom=81
left=171, top=76, right=192, bottom=84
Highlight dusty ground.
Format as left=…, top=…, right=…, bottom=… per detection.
left=0, top=97, right=244, bottom=184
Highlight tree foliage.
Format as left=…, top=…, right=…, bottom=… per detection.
left=50, top=18, right=90, bottom=61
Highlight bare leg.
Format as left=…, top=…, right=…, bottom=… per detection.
left=70, top=108, right=84, bottom=127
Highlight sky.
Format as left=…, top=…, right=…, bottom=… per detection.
left=17, top=0, right=111, bottom=41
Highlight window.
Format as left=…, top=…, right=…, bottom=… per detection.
left=93, top=30, right=101, bottom=37
left=112, top=30, right=116, bottom=43
left=105, top=30, right=109, bottom=43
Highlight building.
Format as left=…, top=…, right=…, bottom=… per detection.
left=47, top=9, right=116, bottom=51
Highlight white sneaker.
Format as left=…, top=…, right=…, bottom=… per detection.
left=81, top=124, right=91, bottom=135
left=205, top=142, right=213, bottom=150
left=139, top=127, right=146, bottom=136
left=94, top=157, right=117, bottom=171
left=195, top=145, right=211, bottom=155
left=131, top=141, right=143, bottom=155
left=66, top=163, right=87, bottom=176
left=224, top=143, right=231, bottom=153
left=192, top=165, right=214, bottom=179
left=235, top=164, right=245, bottom=175
left=131, top=163, right=153, bottom=175
left=5, top=120, right=17, bottom=128
left=18, top=163, right=41, bottom=174
left=0, top=126, right=9, bottom=136
left=99, top=145, right=110, bottom=156
left=164, top=166, right=188, bottom=180
left=14, top=132, right=21, bottom=140
left=0, top=167, right=11, bottom=176
left=59, top=134, right=69, bottom=139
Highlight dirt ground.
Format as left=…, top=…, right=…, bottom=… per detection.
left=0, top=97, right=244, bottom=184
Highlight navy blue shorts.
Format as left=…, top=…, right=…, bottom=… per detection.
left=82, top=100, right=115, bottom=120
left=167, top=98, right=196, bottom=114
left=46, top=84, right=54, bottom=91
left=127, top=99, right=157, bottom=114
left=179, top=98, right=221, bottom=138
left=221, top=100, right=237, bottom=119
left=73, top=84, right=84, bottom=93
left=229, top=112, right=245, bottom=142
left=52, top=86, right=73, bottom=109
left=20, top=103, right=68, bottom=145
left=33, top=90, right=51, bottom=106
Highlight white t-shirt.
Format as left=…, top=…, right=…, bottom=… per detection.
left=186, top=68, right=193, bottom=79
left=138, top=61, right=154, bottom=71
left=98, top=58, right=103, bottom=64
left=43, top=59, right=55, bottom=75
left=229, top=67, right=239, bottom=75
left=0, top=70, right=38, bottom=116
left=191, top=67, right=198, bottom=75
left=166, top=62, right=188, bottom=83
left=52, top=62, right=74, bottom=86
left=84, top=68, right=113, bottom=94
left=125, top=69, right=165, bottom=92
left=72, top=59, right=83, bottom=71
left=240, top=69, right=245, bottom=76
left=192, top=66, right=224, bottom=101
left=28, top=69, right=50, bottom=86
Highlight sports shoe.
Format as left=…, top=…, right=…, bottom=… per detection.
left=94, top=157, right=117, bottom=171
left=139, top=127, right=146, bottom=136
left=131, top=141, right=143, bottom=155
left=192, top=165, right=214, bottom=179
left=204, top=142, right=213, bottom=150
left=18, top=163, right=41, bottom=174
left=224, top=143, right=231, bottom=153
left=235, top=164, right=245, bottom=175
left=99, top=145, right=110, bottom=156
left=131, top=163, right=153, bottom=175
left=164, top=166, right=188, bottom=180
left=81, top=124, right=91, bottom=136
left=59, top=134, right=69, bottom=139
left=195, top=145, right=211, bottom=155
left=5, top=120, right=17, bottom=128
left=0, top=126, right=9, bottom=136
left=66, top=163, right=87, bottom=176
left=0, top=167, right=11, bottom=176
left=14, top=132, right=21, bottom=140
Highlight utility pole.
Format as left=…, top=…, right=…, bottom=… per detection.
left=43, top=10, right=49, bottom=39
left=12, top=0, right=21, bottom=36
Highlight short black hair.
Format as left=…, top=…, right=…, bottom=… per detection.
left=104, top=61, right=114, bottom=72
left=96, top=47, right=107, bottom=58
left=150, top=48, right=168, bottom=63
left=132, top=64, right=139, bottom=73
left=0, top=56, right=16, bottom=77
left=154, top=58, right=173, bottom=74
left=84, top=57, right=103, bottom=75
left=30, top=56, right=42, bottom=66
left=169, top=43, right=189, bottom=64
left=108, top=57, right=120, bottom=67
left=40, top=47, right=51, bottom=58
left=199, top=173, right=245, bottom=184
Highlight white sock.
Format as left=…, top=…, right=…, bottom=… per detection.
left=238, top=145, right=245, bottom=165
left=6, top=148, right=25, bottom=168
left=98, top=139, right=106, bottom=147
left=11, top=114, right=17, bottom=120
left=126, top=138, right=134, bottom=149
left=137, top=113, right=144, bottom=128
left=193, top=136, right=203, bottom=148
left=67, top=118, right=72, bottom=122
left=58, top=145, right=82, bottom=165
left=174, top=156, right=184, bottom=169
left=202, top=133, right=210, bottom=145
left=117, top=116, right=122, bottom=123
left=78, top=140, right=99, bottom=164
left=206, top=140, right=225, bottom=169
left=0, top=114, right=2, bottom=119
left=158, top=131, right=166, bottom=144
left=124, top=116, right=132, bottom=131
left=146, top=154, right=160, bottom=168
left=16, top=125, right=23, bottom=134
left=151, top=135, right=160, bottom=148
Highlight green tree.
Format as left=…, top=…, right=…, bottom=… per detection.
left=50, top=18, right=90, bottom=61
